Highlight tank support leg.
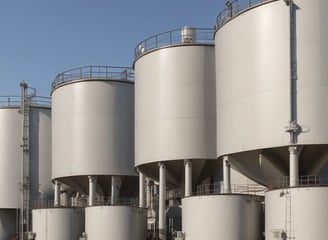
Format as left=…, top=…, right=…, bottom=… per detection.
left=184, top=160, right=192, bottom=197
left=139, top=170, right=145, bottom=207
left=223, top=156, right=231, bottom=193
left=159, top=162, right=166, bottom=240
left=111, top=176, right=122, bottom=204
left=88, top=176, right=97, bottom=206
left=289, top=146, right=299, bottom=187
left=54, top=180, right=61, bottom=207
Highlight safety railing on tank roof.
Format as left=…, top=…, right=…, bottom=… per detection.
left=166, top=182, right=265, bottom=200
left=268, top=175, right=328, bottom=190
left=216, top=0, right=274, bottom=28
left=51, top=66, right=134, bottom=91
left=32, top=196, right=141, bottom=209
left=134, top=28, right=215, bottom=58
left=0, top=95, right=51, bottom=108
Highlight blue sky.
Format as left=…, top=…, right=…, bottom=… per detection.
left=0, top=0, right=226, bottom=97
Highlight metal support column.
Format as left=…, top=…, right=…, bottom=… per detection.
left=289, top=146, right=299, bottom=187
left=88, top=176, right=97, bottom=206
left=159, top=163, right=166, bottom=240
left=111, top=176, right=122, bottom=205
left=139, top=170, right=146, bottom=207
left=184, top=160, right=192, bottom=197
left=223, top=156, right=231, bottom=193
left=54, top=181, right=61, bottom=207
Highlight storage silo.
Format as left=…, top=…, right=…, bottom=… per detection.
left=51, top=66, right=145, bottom=240
left=134, top=27, right=264, bottom=240
left=215, top=0, right=328, bottom=239
left=0, top=92, right=52, bottom=239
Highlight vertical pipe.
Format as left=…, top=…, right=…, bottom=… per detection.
left=60, top=191, right=68, bottom=207
left=111, top=176, right=122, bottom=205
left=223, top=156, right=231, bottom=193
left=139, top=170, right=145, bottom=207
left=159, top=163, right=166, bottom=240
left=184, top=160, right=192, bottom=197
left=54, top=181, right=61, bottom=207
left=88, top=176, right=97, bottom=206
left=146, top=179, right=151, bottom=208
left=289, top=146, right=299, bottom=187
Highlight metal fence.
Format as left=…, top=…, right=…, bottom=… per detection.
left=134, top=28, right=215, bottom=58
left=51, top=66, right=134, bottom=91
left=32, top=196, right=140, bottom=209
left=216, top=0, right=275, bottom=28
left=0, top=95, right=51, bottom=108
left=268, top=175, right=328, bottom=190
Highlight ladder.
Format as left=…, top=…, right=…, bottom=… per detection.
left=19, top=82, right=32, bottom=240
left=285, top=191, right=295, bottom=239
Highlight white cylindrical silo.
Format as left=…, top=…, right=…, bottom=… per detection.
left=215, top=0, right=328, bottom=185
left=266, top=186, right=328, bottom=240
left=85, top=206, right=147, bottom=240
left=134, top=28, right=216, bottom=185
left=182, top=195, right=263, bottom=240
left=32, top=208, right=84, bottom=240
left=51, top=66, right=136, bottom=195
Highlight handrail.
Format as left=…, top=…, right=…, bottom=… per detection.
left=32, top=196, right=140, bottom=209
left=216, top=0, right=275, bottom=29
left=51, top=66, right=134, bottom=91
left=134, top=28, right=215, bottom=59
left=0, top=95, right=51, bottom=108
left=166, top=182, right=265, bottom=200
left=268, top=175, right=328, bottom=190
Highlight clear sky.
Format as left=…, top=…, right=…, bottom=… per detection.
left=0, top=0, right=226, bottom=97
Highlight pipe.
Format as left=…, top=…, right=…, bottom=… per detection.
left=54, top=181, right=61, bottom=207
left=146, top=179, right=151, bottom=208
left=159, top=163, right=166, bottom=240
left=223, top=156, right=231, bottom=193
left=60, top=191, right=68, bottom=207
left=289, top=146, right=299, bottom=187
left=184, top=160, right=192, bottom=197
left=139, top=170, right=146, bottom=207
left=88, top=176, right=97, bottom=206
left=111, top=176, right=122, bottom=205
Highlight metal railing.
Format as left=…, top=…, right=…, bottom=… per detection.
left=216, top=0, right=275, bottom=29
left=51, top=66, right=134, bottom=91
left=0, top=95, right=51, bottom=108
left=32, top=196, right=140, bottom=209
left=268, top=175, right=328, bottom=190
left=134, top=28, right=215, bottom=58
left=166, top=182, right=265, bottom=199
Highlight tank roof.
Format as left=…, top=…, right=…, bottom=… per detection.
left=0, top=95, right=51, bottom=108
left=215, top=0, right=277, bottom=30
left=134, top=27, right=215, bottom=59
left=51, top=66, right=134, bottom=92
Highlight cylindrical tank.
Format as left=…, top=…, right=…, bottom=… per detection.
left=51, top=66, right=136, bottom=194
left=32, top=208, right=84, bottom=240
left=266, top=186, right=328, bottom=240
left=182, top=195, right=263, bottom=240
left=0, top=209, right=16, bottom=240
left=0, top=96, right=52, bottom=208
left=215, top=0, right=328, bottom=185
left=85, top=206, right=147, bottom=239
left=134, top=28, right=216, bottom=185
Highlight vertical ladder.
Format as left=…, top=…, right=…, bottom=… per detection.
left=285, top=191, right=295, bottom=239
left=20, top=81, right=31, bottom=240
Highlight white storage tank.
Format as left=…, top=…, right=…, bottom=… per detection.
left=85, top=205, right=147, bottom=240
left=32, top=207, right=84, bottom=240
left=0, top=96, right=52, bottom=208
left=182, top=194, right=263, bottom=240
left=266, top=185, right=328, bottom=240
left=134, top=27, right=216, bottom=185
left=51, top=66, right=136, bottom=194
left=215, top=0, right=328, bottom=185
